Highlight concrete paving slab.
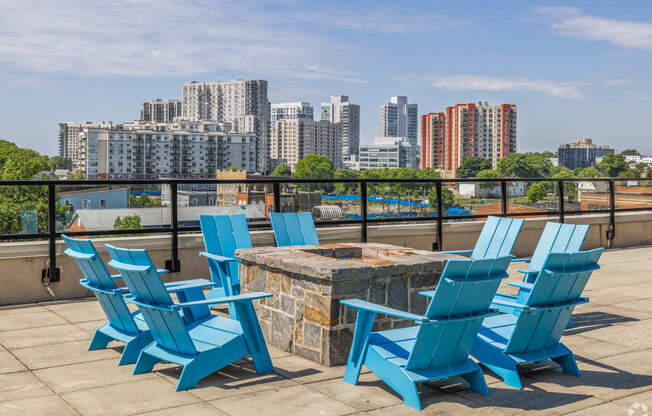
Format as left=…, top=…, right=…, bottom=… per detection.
left=306, top=372, right=403, bottom=411
left=62, top=378, right=198, bottom=416
left=580, top=319, right=652, bottom=349
left=11, top=340, right=120, bottom=370
left=0, top=324, right=89, bottom=349
left=0, top=371, right=54, bottom=403
left=138, top=403, right=229, bottom=416
left=156, top=361, right=297, bottom=401
left=45, top=303, right=108, bottom=323
left=0, top=309, right=66, bottom=331
left=210, top=384, right=358, bottom=416
left=34, top=358, right=157, bottom=393
left=0, top=347, right=26, bottom=374
left=0, top=395, right=79, bottom=416
left=72, top=320, right=106, bottom=336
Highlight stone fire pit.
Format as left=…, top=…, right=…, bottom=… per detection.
left=236, top=243, right=459, bottom=366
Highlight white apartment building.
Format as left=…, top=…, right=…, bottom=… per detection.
left=181, top=80, right=270, bottom=172
left=78, top=120, right=256, bottom=179
left=474, top=101, right=517, bottom=168
left=58, top=121, right=114, bottom=169
left=358, top=137, right=418, bottom=171
left=380, top=96, right=418, bottom=147
left=271, top=102, right=313, bottom=124
left=140, top=99, right=182, bottom=123
left=321, top=95, right=360, bottom=161
left=270, top=119, right=342, bottom=171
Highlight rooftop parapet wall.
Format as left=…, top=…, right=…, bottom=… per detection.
left=0, top=211, right=651, bottom=305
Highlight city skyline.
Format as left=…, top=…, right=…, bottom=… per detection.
left=2, top=1, right=652, bottom=155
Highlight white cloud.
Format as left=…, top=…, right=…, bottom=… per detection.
left=429, top=74, right=583, bottom=99
left=0, top=0, right=364, bottom=81
left=536, top=7, right=652, bottom=52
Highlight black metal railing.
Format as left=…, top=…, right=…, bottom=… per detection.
left=1, top=176, right=650, bottom=283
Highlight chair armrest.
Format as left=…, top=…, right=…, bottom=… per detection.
left=165, top=280, right=215, bottom=293
left=79, top=279, right=127, bottom=295
left=491, top=297, right=530, bottom=311
left=174, top=292, right=272, bottom=309
left=107, top=260, right=152, bottom=273
left=418, top=290, right=435, bottom=298
left=507, top=281, right=534, bottom=290
left=64, top=249, right=96, bottom=260
left=511, top=257, right=531, bottom=263
left=199, top=252, right=236, bottom=263
left=111, top=268, right=169, bottom=280
left=441, top=250, right=472, bottom=255
left=340, top=299, right=429, bottom=322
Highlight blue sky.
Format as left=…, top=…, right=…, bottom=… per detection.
left=1, top=0, right=652, bottom=156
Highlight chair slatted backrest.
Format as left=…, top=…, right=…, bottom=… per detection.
left=506, top=248, right=603, bottom=354
left=200, top=214, right=252, bottom=290
left=105, top=244, right=197, bottom=356
left=405, top=256, right=511, bottom=371
left=62, top=235, right=139, bottom=334
left=527, top=223, right=589, bottom=275
left=270, top=212, right=319, bottom=247
left=471, top=216, right=524, bottom=259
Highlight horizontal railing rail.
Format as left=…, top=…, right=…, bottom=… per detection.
left=0, top=176, right=650, bottom=283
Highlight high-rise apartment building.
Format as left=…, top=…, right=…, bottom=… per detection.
left=270, top=119, right=342, bottom=171
left=321, top=95, right=360, bottom=160
left=58, top=121, right=114, bottom=169
left=421, top=102, right=517, bottom=175
left=181, top=80, right=270, bottom=172
left=271, top=102, right=313, bottom=124
left=558, top=138, right=613, bottom=170
left=140, top=99, right=182, bottom=123
left=77, top=120, right=256, bottom=179
left=380, top=96, right=418, bottom=146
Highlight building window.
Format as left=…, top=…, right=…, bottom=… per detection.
left=82, top=199, right=91, bottom=209
left=100, top=199, right=106, bottom=208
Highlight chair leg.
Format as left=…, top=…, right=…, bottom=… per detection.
left=483, top=362, right=523, bottom=389
left=461, top=368, right=489, bottom=395
left=343, top=310, right=375, bottom=385
left=566, top=318, right=574, bottom=329
left=133, top=351, right=161, bottom=375
left=397, top=380, right=422, bottom=410
left=552, top=352, right=581, bottom=377
left=88, top=328, right=112, bottom=351
left=118, top=335, right=153, bottom=366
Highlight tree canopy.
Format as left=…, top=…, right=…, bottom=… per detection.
left=271, top=163, right=291, bottom=177
left=496, top=153, right=552, bottom=178
left=620, top=149, right=641, bottom=156
left=293, top=154, right=334, bottom=180
left=114, top=215, right=142, bottom=230
left=597, top=153, right=628, bottom=177
left=456, top=157, right=492, bottom=178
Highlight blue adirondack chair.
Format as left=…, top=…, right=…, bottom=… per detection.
left=62, top=235, right=215, bottom=365
left=471, top=248, right=603, bottom=389
left=270, top=212, right=319, bottom=246
left=199, top=214, right=251, bottom=301
left=341, top=256, right=512, bottom=410
left=514, top=222, right=589, bottom=283
left=443, top=216, right=524, bottom=259
left=105, top=244, right=274, bottom=391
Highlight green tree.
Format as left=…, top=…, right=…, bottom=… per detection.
left=527, top=182, right=547, bottom=203
left=334, top=169, right=360, bottom=194
left=540, top=151, right=556, bottom=159
left=113, top=215, right=142, bottom=230
left=456, top=157, right=492, bottom=178
left=427, top=187, right=455, bottom=211
left=634, top=162, right=648, bottom=178
left=551, top=167, right=576, bottom=201
left=597, top=153, right=628, bottom=177
left=271, top=163, right=291, bottom=177
left=48, top=156, right=73, bottom=170
left=617, top=168, right=638, bottom=178
left=226, top=165, right=241, bottom=171
left=476, top=169, right=500, bottom=192
left=67, top=170, right=85, bottom=180
left=576, top=166, right=601, bottom=178
left=620, top=149, right=641, bottom=156
left=496, top=153, right=552, bottom=178
left=130, top=194, right=159, bottom=208
left=293, top=154, right=334, bottom=191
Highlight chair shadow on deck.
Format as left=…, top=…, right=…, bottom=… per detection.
left=565, top=311, right=638, bottom=336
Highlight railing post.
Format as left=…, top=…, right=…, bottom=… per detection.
left=558, top=180, right=565, bottom=223
left=434, top=181, right=443, bottom=251
left=273, top=181, right=281, bottom=213
left=166, top=182, right=181, bottom=272
left=607, top=179, right=616, bottom=245
left=42, top=183, right=60, bottom=283
left=360, top=181, right=368, bottom=243
left=500, top=180, right=507, bottom=217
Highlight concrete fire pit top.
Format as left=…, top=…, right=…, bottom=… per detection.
left=235, top=243, right=461, bottom=282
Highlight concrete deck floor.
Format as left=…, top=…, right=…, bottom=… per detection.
left=1, top=247, right=652, bottom=415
